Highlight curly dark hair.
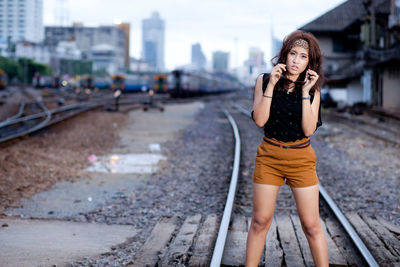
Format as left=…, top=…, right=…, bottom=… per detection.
left=272, top=30, right=324, bottom=95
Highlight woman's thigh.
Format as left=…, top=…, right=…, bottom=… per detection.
left=291, top=184, right=320, bottom=222
left=252, top=183, right=280, bottom=217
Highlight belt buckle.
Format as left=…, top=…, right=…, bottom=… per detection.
left=280, top=144, right=289, bottom=149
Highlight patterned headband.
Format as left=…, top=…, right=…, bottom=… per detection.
left=292, top=39, right=309, bottom=50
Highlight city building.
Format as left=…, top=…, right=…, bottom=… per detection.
left=212, top=51, right=229, bottom=72
left=91, top=44, right=119, bottom=75
left=55, top=40, right=81, bottom=60
left=115, top=21, right=130, bottom=69
left=271, top=33, right=282, bottom=62
left=51, top=40, right=92, bottom=76
left=247, top=47, right=265, bottom=74
left=15, top=41, right=51, bottom=64
left=0, top=0, right=44, bottom=43
left=142, top=12, right=165, bottom=70
left=191, top=43, right=206, bottom=70
left=0, top=38, right=8, bottom=57
left=300, top=0, right=400, bottom=109
left=44, top=24, right=126, bottom=74
left=130, top=57, right=152, bottom=72
left=234, top=47, right=267, bottom=87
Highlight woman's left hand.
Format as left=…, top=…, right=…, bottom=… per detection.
left=302, top=69, right=319, bottom=95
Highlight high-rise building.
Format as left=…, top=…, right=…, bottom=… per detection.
left=0, top=0, right=44, bottom=43
left=45, top=25, right=126, bottom=72
left=212, top=51, right=229, bottom=72
left=142, top=12, right=165, bottom=70
left=248, top=47, right=265, bottom=74
left=116, top=22, right=130, bottom=69
left=191, top=43, right=206, bottom=70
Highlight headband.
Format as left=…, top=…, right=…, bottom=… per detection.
left=292, top=39, right=309, bottom=51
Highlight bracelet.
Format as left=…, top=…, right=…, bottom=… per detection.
left=263, top=94, right=273, bottom=98
left=302, top=96, right=311, bottom=100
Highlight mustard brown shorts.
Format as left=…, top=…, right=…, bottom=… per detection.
left=252, top=137, right=319, bottom=188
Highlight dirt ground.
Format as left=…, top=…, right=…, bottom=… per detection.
left=0, top=109, right=127, bottom=215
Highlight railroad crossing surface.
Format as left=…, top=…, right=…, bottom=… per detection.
left=125, top=210, right=400, bottom=266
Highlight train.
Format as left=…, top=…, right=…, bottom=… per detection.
left=27, top=70, right=240, bottom=97
left=110, top=73, right=168, bottom=93
left=153, top=74, right=168, bottom=93
left=167, top=70, right=240, bottom=97
left=32, top=74, right=60, bottom=89
left=0, top=69, right=7, bottom=89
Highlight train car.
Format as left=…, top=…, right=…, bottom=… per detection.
left=80, top=75, right=94, bottom=89
left=111, top=74, right=125, bottom=91
left=167, top=70, right=240, bottom=97
left=33, top=75, right=54, bottom=88
left=153, top=74, right=168, bottom=93
left=124, top=74, right=151, bottom=92
left=0, top=69, right=7, bottom=90
left=93, top=76, right=111, bottom=90
left=52, top=75, right=61, bottom=88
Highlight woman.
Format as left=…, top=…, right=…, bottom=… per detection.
left=246, top=30, right=328, bottom=266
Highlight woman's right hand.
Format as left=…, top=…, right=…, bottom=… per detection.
left=269, top=64, right=286, bottom=86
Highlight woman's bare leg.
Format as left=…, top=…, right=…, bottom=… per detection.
left=246, top=183, right=280, bottom=267
left=291, top=184, right=329, bottom=267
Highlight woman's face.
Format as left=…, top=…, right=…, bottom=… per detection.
left=286, top=46, right=309, bottom=76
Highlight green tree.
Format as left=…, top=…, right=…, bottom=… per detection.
left=0, top=56, right=21, bottom=82
left=17, top=58, right=52, bottom=83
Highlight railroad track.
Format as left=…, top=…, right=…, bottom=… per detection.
left=228, top=104, right=376, bottom=266
left=0, top=92, right=170, bottom=144
left=127, top=102, right=400, bottom=266
left=325, top=111, right=400, bottom=146
left=2, top=91, right=398, bottom=265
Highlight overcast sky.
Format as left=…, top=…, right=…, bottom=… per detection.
left=43, top=0, right=347, bottom=70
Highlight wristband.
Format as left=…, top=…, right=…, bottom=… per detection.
left=302, top=96, right=311, bottom=100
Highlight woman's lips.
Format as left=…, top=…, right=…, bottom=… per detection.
left=290, top=65, right=299, bottom=71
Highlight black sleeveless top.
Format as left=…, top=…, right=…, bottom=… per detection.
left=252, top=73, right=322, bottom=142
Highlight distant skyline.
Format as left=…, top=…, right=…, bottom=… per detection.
left=43, top=0, right=347, bottom=70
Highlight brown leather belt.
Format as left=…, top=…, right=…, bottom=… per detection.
left=263, top=138, right=310, bottom=149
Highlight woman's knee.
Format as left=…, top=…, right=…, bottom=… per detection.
left=301, top=219, right=323, bottom=237
left=251, top=214, right=273, bottom=233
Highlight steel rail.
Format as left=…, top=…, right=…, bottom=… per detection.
left=0, top=101, right=26, bottom=127
left=0, top=99, right=111, bottom=128
left=0, top=95, right=142, bottom=143
left=210, top=107, right=241, bottom=267
left=319, top=185, right=378, bottom=267
left=0, top=102, right=101, bottom=143
left=0, top=102, right=52, bottom=143
left=232, top=103, right=379, bottom=267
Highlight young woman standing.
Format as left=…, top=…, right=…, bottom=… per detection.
left=246, top=30, right=329, bottom=266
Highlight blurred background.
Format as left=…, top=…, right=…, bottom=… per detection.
left=0, top=0, right=399, bottom=110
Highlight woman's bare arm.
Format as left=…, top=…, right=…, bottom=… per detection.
left=252, top=76, right=274, bottom=127
left=301, top=89, right=320, bottom=136
left=252, top=64, right=285, bottom=127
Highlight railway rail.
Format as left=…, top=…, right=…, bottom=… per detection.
left=228, top=103, right=378, bottom=267
left=0, top=92, right=169, bottom=144
left=129, top=100, right=400, bottom=266
left=2, top=92, right=399, bottom=266
left=325, top=111, right=400, bottom=146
